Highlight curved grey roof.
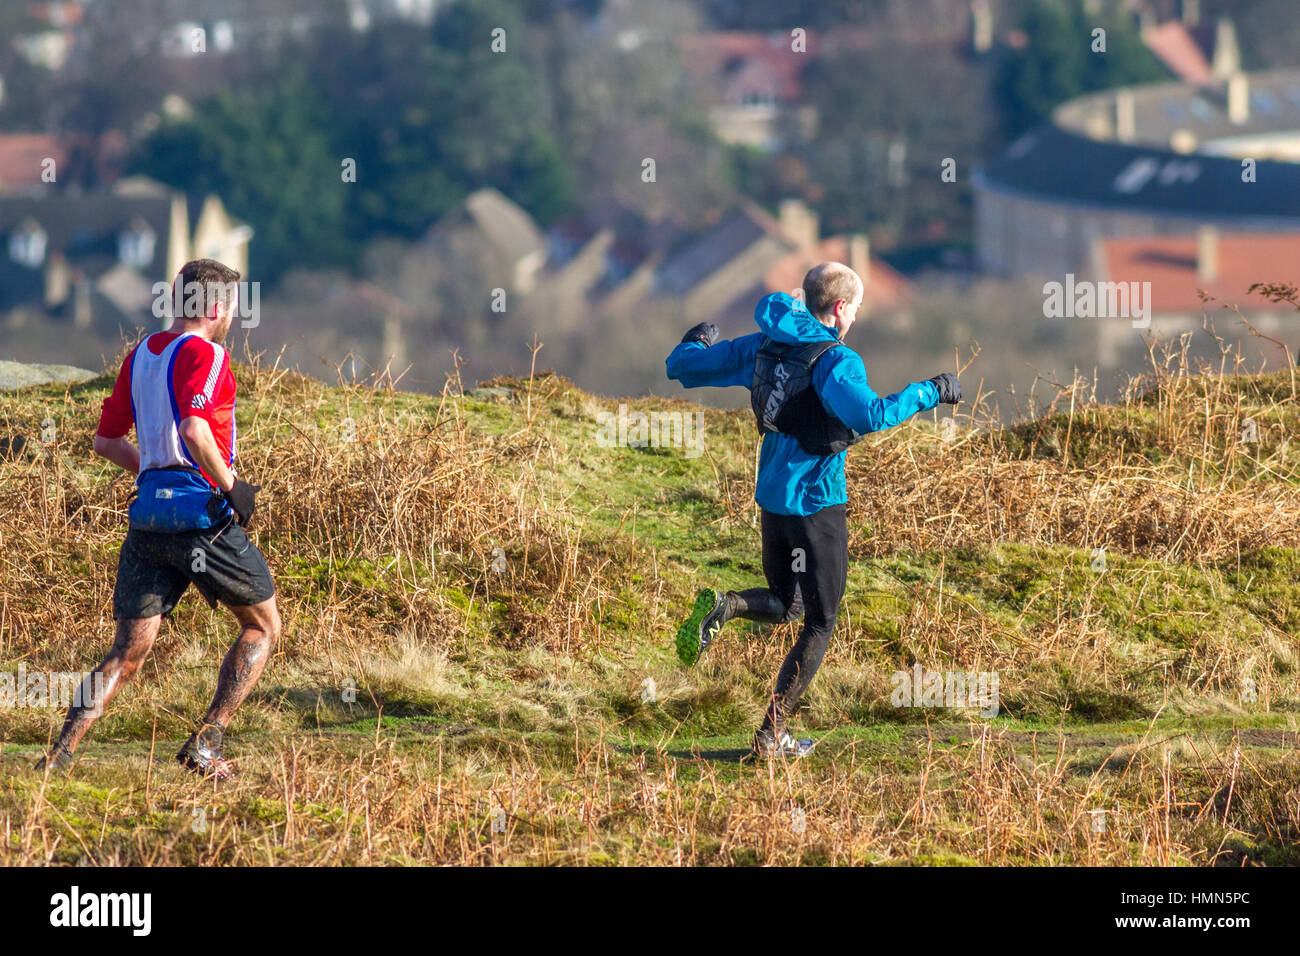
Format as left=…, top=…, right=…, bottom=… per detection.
left=1054, top=70, right=1300, bottom=146
left=975, top=124, right=1300, bottom=223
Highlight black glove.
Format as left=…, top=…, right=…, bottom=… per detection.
left=927, top=372, right=962, bottom=405
left=681, top=322, right=719, bottom=347
left=222, top=478, right=261, bottom=527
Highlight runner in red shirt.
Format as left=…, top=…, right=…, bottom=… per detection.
left=39, top=258, right=280, bottom=781
left=96, top=328, right=239, bottom=489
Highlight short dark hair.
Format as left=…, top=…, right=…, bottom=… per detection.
left=802, top=262, right=861, bottom=318
left=175, top=258, right=241, bottom=319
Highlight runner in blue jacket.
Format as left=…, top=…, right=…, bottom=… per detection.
left=666, top=261, right=961, bottom=757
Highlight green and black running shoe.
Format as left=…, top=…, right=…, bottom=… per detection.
left=676, top=588, right=729, bottom=666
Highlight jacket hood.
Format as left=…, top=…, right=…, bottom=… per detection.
left=754, top=292, right=839, bottom=345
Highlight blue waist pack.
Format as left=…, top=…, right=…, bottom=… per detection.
left=128, top=467, right=231, bottom=533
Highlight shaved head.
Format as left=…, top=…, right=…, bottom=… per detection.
left=802, top=261, right=863, bottom=319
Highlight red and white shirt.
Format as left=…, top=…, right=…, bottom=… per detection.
left=98, top=332, right=237, bottom=488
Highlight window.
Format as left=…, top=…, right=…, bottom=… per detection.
left=8, top=221, right=47, bottom=268
left=118, top=222, right=157, bottom=269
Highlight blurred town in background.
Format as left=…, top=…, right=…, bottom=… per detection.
left=1, top=0, right=1298, bottom=419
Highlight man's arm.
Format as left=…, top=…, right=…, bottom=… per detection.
left=170, top=336, right=237, bottom=492
left=666, top=332, right=762, bottom=389
left=92, top=435, right=140, bottom=474
left=95, top=351, right=139, bottom=473
left=178, top=417, right=235, bottom=492
left=817, top=350, right=941, bottom=434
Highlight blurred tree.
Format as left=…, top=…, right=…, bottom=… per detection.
left=131, top=0, right=576, bottom=282
left=539, top=0, right=734, bottom=227
left=131, top=69, right=349, bottom=280
left=430, top=0, right=575, bottom=224
left=0, top=5, right=57, bottom=130
left=996, top=0, right=1167, bottom=137
left=318, top=0, right=576, bottom=239
left=801, top=30, right=995, bottom=243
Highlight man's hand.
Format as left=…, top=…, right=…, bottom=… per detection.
left=927, top=372, right=963, bottom=405
left=223, top=478, right=261, bottom=527
left=681, top=322, right=720, bottom=347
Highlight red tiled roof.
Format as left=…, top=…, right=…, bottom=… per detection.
left=28, top=1, right=83, bottom=27
left=1142, top=21, right=1214, bottom=85
left=1098, top=233, right=1300, bottom=314
left=764, top=236, right=911, bottom=313
left=0, top=135, right=68, bottom=192
left=0, top=132, right=128, bottom=192
left=679, top=31, right=818, bottom=102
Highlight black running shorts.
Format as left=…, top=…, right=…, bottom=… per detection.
left=112, top=520, right=276, bottom=619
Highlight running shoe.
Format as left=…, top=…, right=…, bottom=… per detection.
left=676, top=588, right=729, bottom=666
left=34, top=744, right=74, bottom=773
left=176, top=724, right=235, bottom=781
left=750, top=728, right=815, bottom=758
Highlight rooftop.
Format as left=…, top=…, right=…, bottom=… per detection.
left=657, top=200, right=791, bottom=295
left=679, top=31, right=818, bottom=103
left=0, top=135, right=68, bottom=194
left=976, top=124, right=1300, bottom=223
left=1098, top=231, right=1300, bottom=314
left=763, top=237, right=911, bottom=314
left=1055, top=69, right=1300, bottom=148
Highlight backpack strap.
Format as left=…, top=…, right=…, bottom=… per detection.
left=802, top=339, right=842, bottom=397
left=805, top=340, right=841, bottom=363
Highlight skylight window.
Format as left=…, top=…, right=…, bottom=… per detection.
left=8, top=220, right=47, bottom=268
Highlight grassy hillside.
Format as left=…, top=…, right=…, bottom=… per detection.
left=0, top=350, right=1298, bottom=865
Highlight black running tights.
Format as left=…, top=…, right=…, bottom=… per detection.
left=726, top=504, right=848, bottom=733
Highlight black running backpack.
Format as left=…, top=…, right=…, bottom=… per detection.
left=750, top=336, right=864, bottom=456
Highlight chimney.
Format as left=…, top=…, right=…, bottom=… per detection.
left=166, top=193, right=191, bottom=286
left=969, top=0, right=993, bottom=54
left=73, top=275, right=92, bottom=329
left=848, top=234, right=870, bottom=286
left=778, top=199, right=819, bottom=250
left=1212, top=19, right=1241, bottom=80
left=1227, top=72, right=1249, bottom=125
left=1196, top=226, right=1219, bottom=282
left=1115, top=90, right=1136, bottom=142
left=382, top=313, right=406, bottom=373
left=44, top=252, right=70, bottom=309
left=1180, top=0, right=1200, bottom=27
